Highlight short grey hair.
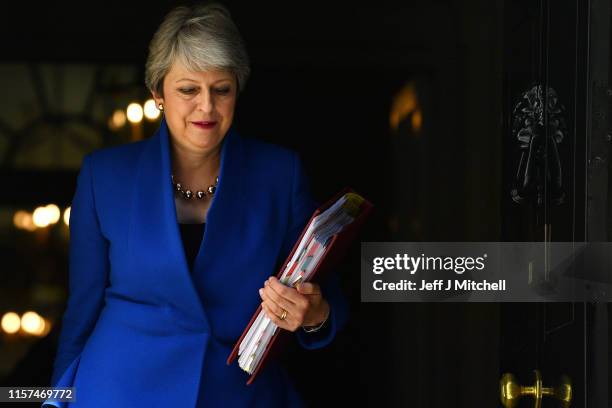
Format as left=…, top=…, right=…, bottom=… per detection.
left=145, top=2, right=250, bottom=96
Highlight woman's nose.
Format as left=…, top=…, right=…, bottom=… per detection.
left=196, top=91, right=214, bottom=113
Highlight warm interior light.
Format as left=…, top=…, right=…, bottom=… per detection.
left=40, top=318, right=51, bottom=336
left=127, top=103, right=144, bottom=124
left=21, top=311, right=45, bottom=335
left=412, top=109, right=423, bottom=133
left=143, top=99, right=161, bottom=120
left=110, top=109, right=127, bottom=130
left=22, top=213, right=36, bottom=231
left=389, top=81, right=422, bottom=134
left=45, top=204, right=61, bottom=224
left=32, top=318, right=48, bottom=336
left=64, top=207, right=71, bottom=226
left=1, top=312, right=21, bottom=334
left=13, top=210, right=28, bottom=229
left=38, top=318, right=51, bottom=337
left=32, top=206, right=51, bottom=227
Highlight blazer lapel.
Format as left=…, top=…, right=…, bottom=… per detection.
left=128, top=117, right=244, bottom=332
left=191, top=121, right=245, bottom=305
left=128, top=118, right=204, bottom=330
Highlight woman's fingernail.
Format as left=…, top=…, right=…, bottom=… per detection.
left=259, top=288, right=263, bottom=296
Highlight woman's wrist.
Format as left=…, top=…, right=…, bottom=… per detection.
left=302, top=303, right=330, bottom=333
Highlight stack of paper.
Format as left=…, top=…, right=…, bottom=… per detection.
left=237, top=192, right=365, bottom=374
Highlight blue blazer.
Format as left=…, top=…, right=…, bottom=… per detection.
left=46, top=118, right=348, bottom=407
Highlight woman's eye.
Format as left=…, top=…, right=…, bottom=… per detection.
left=179, top=88, right=197, bottom=95
left=215, top=87, right=231, bottom=95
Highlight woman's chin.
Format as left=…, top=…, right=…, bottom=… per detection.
left=185, top=133, right=223, bottom=152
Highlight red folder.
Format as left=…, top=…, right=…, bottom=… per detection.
left=226, top=187, right=373, bottom=385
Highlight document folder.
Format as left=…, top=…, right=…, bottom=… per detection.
left=227, top=187, right=373, bottom=384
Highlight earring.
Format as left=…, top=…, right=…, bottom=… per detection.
left=158, top=103, right=164, bottom=112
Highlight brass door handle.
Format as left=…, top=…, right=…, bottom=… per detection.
left=500, top=369, right=572, bottom=408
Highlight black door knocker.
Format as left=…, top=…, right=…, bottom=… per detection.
left=511, top=84, right=566, bottom=207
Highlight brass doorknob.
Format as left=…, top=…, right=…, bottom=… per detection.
left=500, top=369, right=572, bottom=408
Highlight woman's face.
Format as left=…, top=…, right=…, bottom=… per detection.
left=154, top=61, right=237, bottom=157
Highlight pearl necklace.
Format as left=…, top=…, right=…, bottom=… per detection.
left=171, top=174, right=219, bottom=200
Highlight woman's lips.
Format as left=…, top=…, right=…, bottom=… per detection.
left=192, top=121, right=217, bottom=129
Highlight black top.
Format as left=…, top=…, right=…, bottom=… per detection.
left=178, top=222, right=205, bottom=272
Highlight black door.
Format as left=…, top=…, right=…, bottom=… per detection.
left=501, top=0, right=610, bottom=407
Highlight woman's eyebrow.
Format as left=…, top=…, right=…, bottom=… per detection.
left=174, top=78, right=232, bottom=84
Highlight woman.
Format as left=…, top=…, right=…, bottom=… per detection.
left=46, top=3, right=347, bottom=407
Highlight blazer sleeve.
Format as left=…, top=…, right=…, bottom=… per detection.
left=282, top=152, right=349, bottom=350
left=50, top=153, right=109, bottom=385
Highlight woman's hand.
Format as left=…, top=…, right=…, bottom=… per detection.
left=259, top=276, right=329, bottom=332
